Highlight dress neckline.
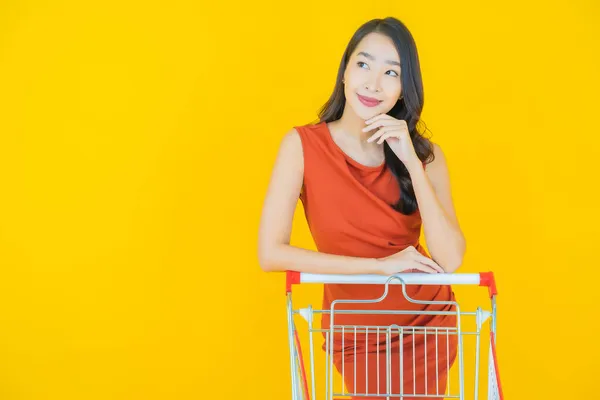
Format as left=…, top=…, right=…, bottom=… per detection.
left=321, top=121, right=386, bottom=171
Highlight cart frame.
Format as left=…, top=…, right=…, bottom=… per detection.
left=285, top=271, right=504, bottom=400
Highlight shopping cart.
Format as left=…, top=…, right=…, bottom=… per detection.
left=285, top=271, right=503, bottom=400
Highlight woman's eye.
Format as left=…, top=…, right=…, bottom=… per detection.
left=358, top=61, right=398, bottom=78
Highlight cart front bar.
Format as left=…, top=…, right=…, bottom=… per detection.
left=285, top=271, right=498, bottom=297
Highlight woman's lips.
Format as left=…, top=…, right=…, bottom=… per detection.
left=357, top=93, right=382, bottom=107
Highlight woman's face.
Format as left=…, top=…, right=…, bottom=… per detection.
left=343, top=32, right=402, bottom=121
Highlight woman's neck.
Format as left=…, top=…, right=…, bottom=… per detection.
left=331, top=107, right=380, bottom=148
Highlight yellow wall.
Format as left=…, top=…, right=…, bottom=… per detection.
left=0, top=1, right=598, bottom=399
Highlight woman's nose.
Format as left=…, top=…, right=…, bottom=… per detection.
left=364, top=77, right=382, bottom=92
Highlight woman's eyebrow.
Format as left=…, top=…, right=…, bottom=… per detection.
left=357, top=51, right=401, bottom=67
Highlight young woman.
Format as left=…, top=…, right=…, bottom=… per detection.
left=258, top=17, right=466, bottom=399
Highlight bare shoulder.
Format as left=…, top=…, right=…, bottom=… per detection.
left=425, top=142, right=449, bottom=173
left=424, top=141, right=453, bottom=191
left=430, top=142, right=446, bottom=163
left=276, top=127, right=303, bottom=169
left=280, top=127, right=302, bottom=150
left=425, top=141, right=460, bottom=222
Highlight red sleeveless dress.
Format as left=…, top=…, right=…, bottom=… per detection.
left=294, top=121, right=458, bottom=399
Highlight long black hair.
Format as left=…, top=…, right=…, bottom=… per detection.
left=315, top=17, right=435, bottom=215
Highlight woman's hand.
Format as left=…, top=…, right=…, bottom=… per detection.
left=374, top=245, right=445, bottom=275
left=363, top=114, right=421, bottom=168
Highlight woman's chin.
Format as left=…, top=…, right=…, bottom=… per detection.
left=349, top=102, right=383, bottom=121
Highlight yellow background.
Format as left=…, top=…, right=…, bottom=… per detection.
left=0, top=1, right=599, bottom=399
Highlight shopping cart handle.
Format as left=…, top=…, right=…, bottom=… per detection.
left=285, top=271, right=498, bottom=297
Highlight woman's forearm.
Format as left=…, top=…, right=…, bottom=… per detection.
left=407, top=161, right=465, bottom=272
left=259, top=244, right=379, bottom=274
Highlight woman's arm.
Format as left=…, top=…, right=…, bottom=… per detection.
left=261, top=244, right=381, bottom=274
left=257, top=128, right=380, bottom=274
left=406, top=142, right=466, bottom=272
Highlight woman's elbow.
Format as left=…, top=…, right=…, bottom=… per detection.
left=443, top=257, right=463, bottom=273
left=445, top=239, right=466, bottom=273
left=257, top=245, right=279, bottom=272
left=257, top=249, right=272, bottom=272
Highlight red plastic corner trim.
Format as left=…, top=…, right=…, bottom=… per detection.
left=286, top=270, right=300, bottom=293
left=294, top=329, right=310, bottom=398
left=490, top=332, right=505, bottom=400
left=479, top=272, right=498, bottom=298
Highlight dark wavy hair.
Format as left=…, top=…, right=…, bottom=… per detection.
left=315, top=17, right=435, bottom=215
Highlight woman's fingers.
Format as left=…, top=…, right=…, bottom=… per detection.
left=409, top=263, right=439, bottom=274
left=413, top=253, right=445, bottom=273
left=366, top=127, right=389, bottom=143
